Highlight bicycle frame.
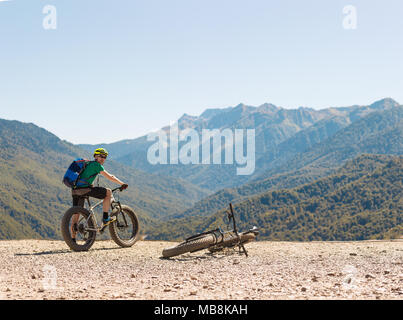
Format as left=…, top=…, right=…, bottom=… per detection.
left=228, top=203, right=248, bottom=257
left=79, top=187, right=124, bottom=233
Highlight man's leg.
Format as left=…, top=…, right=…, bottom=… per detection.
left=102, top=188, right=116, bottom=225
left=71, top=195, right=86, bottom=241
left=71, top=213, right=80, bottom=239
left=85, top=187, right=114, bottom=225
left=102, top=188, right=112, bottom=214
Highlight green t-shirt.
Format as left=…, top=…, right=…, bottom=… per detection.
left=76, top=161, right=104, bottom=187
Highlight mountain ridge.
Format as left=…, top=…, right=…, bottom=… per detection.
left=158, top=105, right=403, bottom=221
left=79, top=98, right=400, bottom=191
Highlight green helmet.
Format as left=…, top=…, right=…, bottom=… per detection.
left=93, top=147, right=109, bottom=157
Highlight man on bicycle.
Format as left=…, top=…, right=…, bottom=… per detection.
left=71, top=147, right=128, bottom=242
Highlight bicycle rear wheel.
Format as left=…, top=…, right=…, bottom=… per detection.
left=61, top=206, right=97, bottom=252
left=162, top=234, right=216, bottom=258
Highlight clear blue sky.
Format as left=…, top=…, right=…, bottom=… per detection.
left=0, top=0, right=402, bottom=144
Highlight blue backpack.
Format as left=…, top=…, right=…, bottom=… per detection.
left=62, top=158, right=95, bottom=189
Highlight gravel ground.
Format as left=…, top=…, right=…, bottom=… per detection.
left=0, top=239, right=402, bottom=300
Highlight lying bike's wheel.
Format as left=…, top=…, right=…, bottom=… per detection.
left=208, top=232, right=256, bottom=252
left=61, top=206, right=97, bottom=252
left=162, top=234, right=216, bottom=258
left=109, top=205, right=140, bottom=248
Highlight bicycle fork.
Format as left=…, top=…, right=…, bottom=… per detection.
left=229, top=203, right=248, bottom=257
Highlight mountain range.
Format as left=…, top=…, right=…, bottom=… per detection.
left=0, top=97, right=402, bottom=240
left=163, top=104, right=403, bottom=221
left=80, top=98, right=401, bottom=191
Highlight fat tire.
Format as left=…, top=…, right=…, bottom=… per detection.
left=209, top=232, right=256, bottom=252
left=61, top=206, right=97, bottom=252
left=162, top=234, right=216, bottom=258
left=109, top=205, right=140, bottom=248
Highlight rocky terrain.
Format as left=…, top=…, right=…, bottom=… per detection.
left=0, top=240, right=402, bottom=300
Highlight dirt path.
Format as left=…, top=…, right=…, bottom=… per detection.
left=0, top=240, right=402, bottom=300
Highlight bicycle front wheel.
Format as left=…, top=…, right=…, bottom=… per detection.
left=162, top=234, right=217, bottom=258
left=109, top=205, right=140, bottom=248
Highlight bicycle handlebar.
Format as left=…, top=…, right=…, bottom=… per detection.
left=112, top=184, right=128, bottom=193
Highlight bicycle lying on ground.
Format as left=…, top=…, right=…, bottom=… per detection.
left=162, top=203, right=259, bottom=258
left=61, top=186, right=140, bottom=252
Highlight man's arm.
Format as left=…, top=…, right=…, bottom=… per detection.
left=100, top=170, right=125, bottom=186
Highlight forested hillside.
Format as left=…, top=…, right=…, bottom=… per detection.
left=0, top=119, right=208, bottom=239
left=147, top=155, right=403, bottom=241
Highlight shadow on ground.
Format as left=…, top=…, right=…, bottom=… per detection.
left=14, top=245, right=124, bottom=256
left=159, top=249, right=247, bottom=261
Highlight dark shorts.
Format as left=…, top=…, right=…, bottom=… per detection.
left=72, top=187, right=108, bottom=207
